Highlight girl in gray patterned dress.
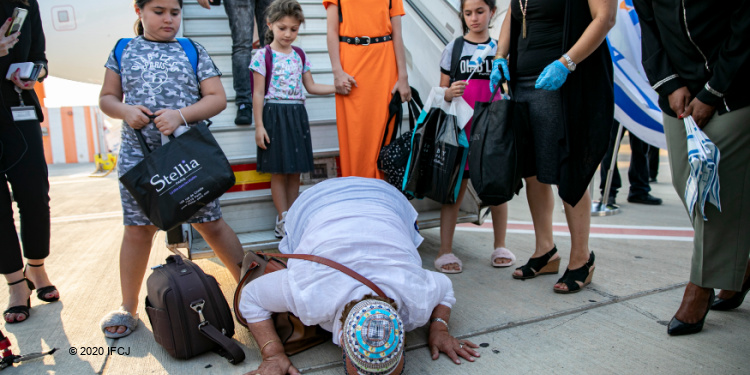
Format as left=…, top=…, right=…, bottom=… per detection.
left=97, top=0, right=244, bottom=339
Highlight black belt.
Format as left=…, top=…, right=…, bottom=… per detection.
left=339, top=35, right=392, bottom=46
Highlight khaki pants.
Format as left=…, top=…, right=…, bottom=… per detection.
left=664, top=106, right=750, bottom=291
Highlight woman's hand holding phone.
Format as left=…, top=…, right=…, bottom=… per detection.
left=0, top=18, right=20, bottom=57
left=10, top=68, right=36, bottom=90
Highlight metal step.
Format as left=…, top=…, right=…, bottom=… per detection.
left=173, top=0, right=487, bottom=260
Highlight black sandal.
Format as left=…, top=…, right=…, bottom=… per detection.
left=3, top=278, right=32, bottom=324
left=554, top=251, right=595, bottom=294
left=25, top=263, right=60, bottom=303
left=513, top=246, right=561, bottom=280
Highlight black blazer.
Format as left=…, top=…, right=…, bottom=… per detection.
left=0, top=0, right=47, bottom=125
left=633, top=0, right=750, bottom=116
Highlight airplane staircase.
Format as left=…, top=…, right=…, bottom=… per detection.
left=179, top=0, right=488, bottom=259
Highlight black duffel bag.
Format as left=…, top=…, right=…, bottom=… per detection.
left=146, top=255, right=244, bottom=363
left=119, top=123, right=235, bottom=231
left=469, top=80, right=529, bottom=205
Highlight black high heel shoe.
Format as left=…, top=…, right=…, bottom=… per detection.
left=25, top=263, right=60, bottom=303
left=3, top=278, right=33, bottom=324
left=667, top=289, right=715, bottom=336
left=711, top=275, right=750, bottom=311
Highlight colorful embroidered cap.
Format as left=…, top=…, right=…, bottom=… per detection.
left=342, top=299, right=404, bottom=375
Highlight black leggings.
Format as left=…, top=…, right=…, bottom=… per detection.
left=0, top=119, right=50, bottom=274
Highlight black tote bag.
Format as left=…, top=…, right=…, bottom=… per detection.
left=468, top=81, right=528, bottom=206
left=426, top=103, right=469, bottom=204
left=402, top=105, right=441, bottom=199
left=119, top=124, right=235, bottom=231
left=377, top=88, right=422, bottom=196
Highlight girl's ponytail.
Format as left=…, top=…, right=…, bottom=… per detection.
left=134, top=19, right=144, bottom=36
left=265, top=28, right=274, bottom=45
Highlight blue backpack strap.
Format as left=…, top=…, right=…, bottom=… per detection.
left=176, top=37, right=199, bottom=76
left=114, top=38, right=132, bottom=72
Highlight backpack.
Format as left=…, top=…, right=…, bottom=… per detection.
left=145, top=255, right=245, bottom=363
left=113, top=37, right=212, bottom=126
left=449, top=36, right=465, bottom=85
left=114, top=37, right=199, bottom=77
left=251, top=45, right=307, bottom=96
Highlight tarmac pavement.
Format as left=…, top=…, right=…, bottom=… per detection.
left=1, top=151, right=749, bottom=374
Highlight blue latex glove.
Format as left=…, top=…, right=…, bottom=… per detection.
left=535, top=60, right=570, bottom=91
left=489, top=58, right=510, bottom=93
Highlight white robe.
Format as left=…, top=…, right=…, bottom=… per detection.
left=239, top=177, right=455, bottom=345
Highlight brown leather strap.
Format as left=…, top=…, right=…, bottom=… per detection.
left=257, top=253, right=388, bottom=299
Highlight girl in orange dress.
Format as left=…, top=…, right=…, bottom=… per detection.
left=324, top=0, right=411, bottom=178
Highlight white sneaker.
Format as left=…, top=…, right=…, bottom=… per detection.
left=274, top=212, right=287, bottom=238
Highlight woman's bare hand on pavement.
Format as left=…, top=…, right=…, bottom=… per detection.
left=428, top=329, right=480, bottom=365
left=244, top=354, right=300, bottom=375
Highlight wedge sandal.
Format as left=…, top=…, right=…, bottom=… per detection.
left=513, top=246, right=560, bottom=280
left=554, top=251, right=596, bottom=294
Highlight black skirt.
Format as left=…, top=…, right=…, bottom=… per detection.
left=257, top=102, right=314, bottom=174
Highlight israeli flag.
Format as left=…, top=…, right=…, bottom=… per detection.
left=467, top=40, right=496, bottom=71
left=606, top=0, right=666, bottom=149
left=684, top=116, right=721, bottom=222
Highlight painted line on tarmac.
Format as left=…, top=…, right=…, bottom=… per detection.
left=49, top=178, right=113, bottom=185
left=456, top=221, right=694, bottom=241
left=50, top=211, right=122, bottom=223
left=409, top=282, right=688, bottom=352
left=301, top=282, right=688, bottom=373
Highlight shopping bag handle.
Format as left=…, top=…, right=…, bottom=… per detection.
left=489, top=78, right=510, bottom=102
left=134, top=116, right=181, bottom=155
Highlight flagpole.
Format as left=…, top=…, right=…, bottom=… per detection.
left=592, top=121, right=624, bottom=216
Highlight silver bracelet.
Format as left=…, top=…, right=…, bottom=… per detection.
left=177, top=108, right=188, bottom=126
left=430, top=317, right=449, bottom=330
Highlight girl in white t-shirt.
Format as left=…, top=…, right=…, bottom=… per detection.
left=433, top=0, right=516, bottom=274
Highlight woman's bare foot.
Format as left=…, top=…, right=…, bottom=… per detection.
left=674, top=282, right=713, bottom=324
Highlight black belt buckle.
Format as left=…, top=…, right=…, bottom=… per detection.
left=355, top=36, right=371, bottom=46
